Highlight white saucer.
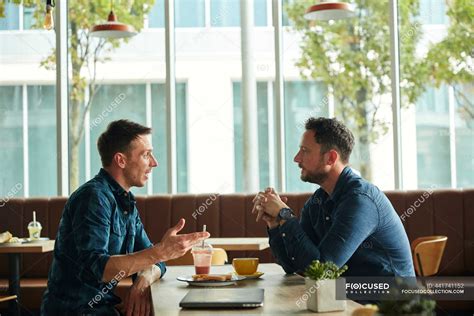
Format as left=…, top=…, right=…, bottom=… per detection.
left=235, top=271, right=264, bottom=279
left=177, top=275, right=245, bottom=287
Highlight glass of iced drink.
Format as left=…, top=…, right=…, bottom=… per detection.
left=191, top=242, right=213, bottom=274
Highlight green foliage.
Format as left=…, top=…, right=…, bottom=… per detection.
left=1, top=0, right=156, bottom=190
left=285, top=0, right=422, bottom=142
left=423, top=0, right=473, bottom=85
left=304, top=260, right=348, bottom=281
left=377, top=298, right=436, bottom=315
left=285, top=0, right=425, bottom=179
left=420, top=0, right=474, bottom=122
left=2, top=0, right=155, bottom=107
left=285, top=0, right=472, bottom=178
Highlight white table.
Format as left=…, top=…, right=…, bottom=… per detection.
left=151, top=263, right=361, bottom=315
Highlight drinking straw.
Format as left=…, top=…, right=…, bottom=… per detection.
left=33, top=211, right=36, bottom=224
left=202, top=225, right=206, bottom=248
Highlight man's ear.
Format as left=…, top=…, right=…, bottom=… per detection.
left=326, top=149, right=339, bottom=166
left=113, top=152, right=127, bottom=169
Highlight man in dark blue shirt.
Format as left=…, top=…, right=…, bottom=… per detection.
left=252, top=117, right=414, bottom=277
left=41, top=120, right=209, bottom=315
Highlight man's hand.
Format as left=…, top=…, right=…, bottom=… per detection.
left=154, top=218, right=210, bottom=262
left=252, top=188, right=289, bottom=229
left=120, top=275, right=152, bottom=316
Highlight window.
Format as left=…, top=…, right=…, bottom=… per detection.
left=149, top=0, right=205, bottom=28
left=284, top=81, right=328, bottom=192
left=0, top=85, right=58, bottom=197
left=416, top=127, right=451, bottom=188
left=23, top=5, right=37, bottom=30
left=0, top=2, right=19, bottom=30
left=415, top=87, right=451, bottom=188
left=27, top=85, right=57, bottom=196
left=0, top=86, right=24, bottom=197
left=417, top=85, right=449, bottom=114
left=455, top=84, right=474, bottom=188
left=233, top=82, right=270, bottom=192
left=413, top=86, right=451, bottom=189
left=282, top=0, right=293, bottom=27
left=400, top=0, right=473, bottom=189
left=89, top=84, right=148, bottom=194
left=211, top=0, right=267, bottom=27
left=151, top=83, right=188, bottom=193
left=419, top=0, right=446, bottom=25
left=283, top=0, right=399, bottom=190
left=2, top=1, right=472, bottom=196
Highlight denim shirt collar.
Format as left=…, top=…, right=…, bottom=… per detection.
left=313, top=166, right=352, bottom=206
left=98, top=168, right=136, bottom=206
left=329, top=166, right=352, bottom=202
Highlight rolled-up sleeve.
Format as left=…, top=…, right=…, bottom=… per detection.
left=134, top=212, right=167, bottom=278
left=72, top=189, right=113, bottom=283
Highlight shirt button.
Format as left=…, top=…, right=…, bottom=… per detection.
left=291, top=257, right=295, bottom=261
left=325, top=216, right=330, bottom=221
left=124, top=192, right=128, bottom=196
left=282, top=233, right=286, bottom=237
left=124, top=211, right=128, bottom=215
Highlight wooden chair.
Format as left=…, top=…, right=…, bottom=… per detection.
left=211, top=248, right=228, bottom=265
left=0, top=295, right=17, bottom=303
left=411, top=236, right=448, bottom=276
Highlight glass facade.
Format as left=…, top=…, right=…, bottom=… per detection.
left=0, top=2, right=19, bottom=30
left=0, top=86, right=24, bottom=197
left=23, top=5, right=37, bottom=30
left=149, top=0, right=206, bottom=28
left=210, top=0, right=267, bottom=27
left=151, top=83, right=188, bottom=193
left=400, top=0, right=472, bottom=189
left=0, top=1, right=472, bottom=197
left=419, top=0, right=446, bottom=25
left=27, top=85, right=57, bottom=196
left=233, top=82, right=270, bottom=192
left=284, top=81, right=329, bottom=192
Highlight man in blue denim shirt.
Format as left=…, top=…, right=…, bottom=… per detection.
left=41, top=120, right=209, bottom=316
left=252, top=117, right=414, bottom=277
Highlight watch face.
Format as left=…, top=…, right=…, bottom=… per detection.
left=279, top=208, right=293, bottom=220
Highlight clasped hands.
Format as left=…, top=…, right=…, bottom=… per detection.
left=251, top=187, right=290, bottom=229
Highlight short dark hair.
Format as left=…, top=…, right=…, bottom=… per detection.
left=304, top=117, right=354, bottom=163
left=97, top=119, right=152, bottom=167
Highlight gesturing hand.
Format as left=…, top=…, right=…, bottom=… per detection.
left=155, top=218, right=210, bottom=262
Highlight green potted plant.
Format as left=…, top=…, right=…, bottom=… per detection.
left=304, top=260, right=348, bottom=312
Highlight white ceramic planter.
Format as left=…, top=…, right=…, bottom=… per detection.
left=305, top=278, right=346, bottom=313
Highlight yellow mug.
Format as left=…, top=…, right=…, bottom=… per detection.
left=232, top=258, right=259, bottom=275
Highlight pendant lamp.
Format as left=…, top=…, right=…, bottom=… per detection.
left=91, top=1, right=137, bottom=38
left=304, top=1, right=355, bottom=21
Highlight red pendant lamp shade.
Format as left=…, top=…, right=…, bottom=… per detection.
left=304, top=1, right=355, bottom=21
left=91, top=11, right=137, bottom=38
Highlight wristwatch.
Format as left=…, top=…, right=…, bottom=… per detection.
left=277, top=207, right=295, bottom=222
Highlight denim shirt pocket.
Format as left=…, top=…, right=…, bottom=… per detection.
left=109, top=213, right=125, bottom=254
left=124, top=221, right=136, bottom=254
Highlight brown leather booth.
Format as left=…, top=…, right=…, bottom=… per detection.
left=1, top=190, right=473, bottom=312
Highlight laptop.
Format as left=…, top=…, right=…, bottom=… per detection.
left=179, top=288, right=264, bottom=309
